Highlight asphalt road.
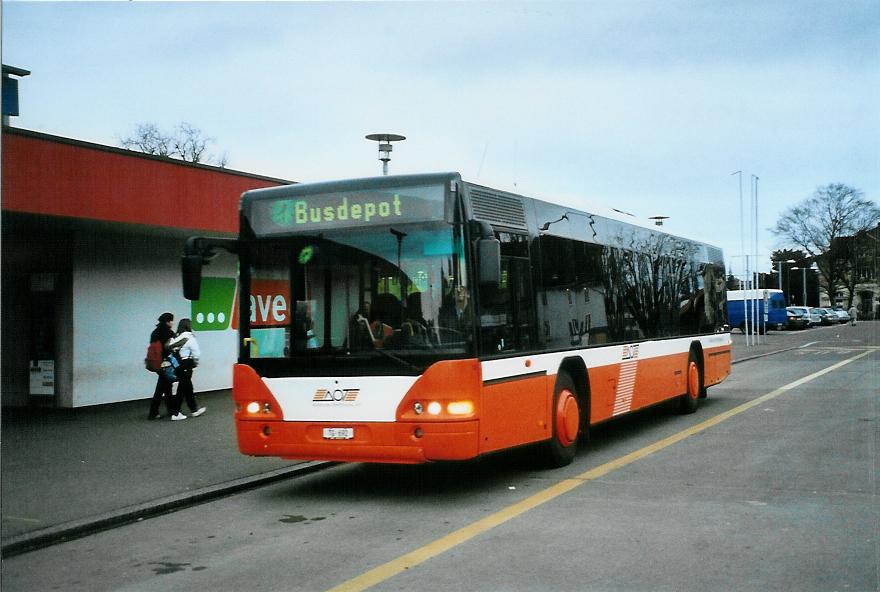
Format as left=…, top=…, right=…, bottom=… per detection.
left=2, top=326, right=877, bottom=591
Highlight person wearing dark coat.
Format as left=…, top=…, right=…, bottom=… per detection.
left=147, top=312, right=176, bottom=420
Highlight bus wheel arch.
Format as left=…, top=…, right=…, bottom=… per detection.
left=690, top=341, right=708, bottom=398
left=678, top=343, right=705, bottom=413
left=542, top=359, right=590, bottom=468
left=558, top=357, right=591, bottom=435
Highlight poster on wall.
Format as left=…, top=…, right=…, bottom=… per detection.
left=29, top=359, right=55, bottom=396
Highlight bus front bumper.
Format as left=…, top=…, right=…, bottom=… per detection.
left=236, top=419, right=480, bottom=464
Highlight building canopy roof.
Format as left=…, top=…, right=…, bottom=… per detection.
left=2, top=127, right=292, bottom=233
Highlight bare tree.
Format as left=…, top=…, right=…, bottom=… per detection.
left=120, top=123, right=173, bottom=157
left=772, top=184, right=880, bottom=304
left=119, top=122, right=228, bottom=167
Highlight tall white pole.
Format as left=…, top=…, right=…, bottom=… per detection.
left=802, top=267, right=807, bottom=306
left=748, top=175, right=754, bottom=343
left=755, top=175, right=761, bottom=339
left=733, top=171, right=749, bottom=345
left=745, top=255, right=750, bottom=344
left=750, top=174, right=760, bottom=343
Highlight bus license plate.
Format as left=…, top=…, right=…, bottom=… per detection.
left=323, top=427, right=354, bottom=440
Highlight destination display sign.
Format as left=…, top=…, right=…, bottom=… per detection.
left=247, top=184, right=446, bottom=235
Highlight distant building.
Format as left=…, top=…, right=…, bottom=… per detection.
left=828, top=224, right=880, bottom=318
left=2, top=126, right=292, bottom=407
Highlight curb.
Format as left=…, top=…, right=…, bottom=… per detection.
left=1, top=460, right=333, bottom=558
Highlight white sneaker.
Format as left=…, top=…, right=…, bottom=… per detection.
left=171, top=413, right=187, bottom=421
left=191, top=407, right=206, bottom=417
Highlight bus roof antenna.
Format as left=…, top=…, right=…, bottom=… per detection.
left=365, top=133, right=406, bottom=176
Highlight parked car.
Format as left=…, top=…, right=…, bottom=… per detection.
left=785, top=307, right=810, bottom=330
left=789, top=306, right=820, bottom=326
left=830, top=307, right=851, bottom=324
left=812, top=307, right=837, bottom=326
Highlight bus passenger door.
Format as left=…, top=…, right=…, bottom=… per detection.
left=479, top=236, right=544, bottom=453
left=479, top=235, right=535, bottom=354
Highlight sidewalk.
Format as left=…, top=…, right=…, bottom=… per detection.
left=2, top=324, right=871, bottom=556
left=1, top=390, right=323, bottom=556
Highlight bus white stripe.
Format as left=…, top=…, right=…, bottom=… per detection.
left=612, top=359, right=639, bottom=416
left=480, top=334, right=731, bottom=382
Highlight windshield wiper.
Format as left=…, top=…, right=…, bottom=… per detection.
left=370, top=346, right=422, bottom=374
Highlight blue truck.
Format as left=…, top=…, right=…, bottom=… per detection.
left=727, top=289, right=787, bottom=333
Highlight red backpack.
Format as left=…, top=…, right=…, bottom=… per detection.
left=144, top=340, right=164, bottom=372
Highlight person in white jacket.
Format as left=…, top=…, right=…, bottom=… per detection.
left=168, top=318, right=205, bottom=420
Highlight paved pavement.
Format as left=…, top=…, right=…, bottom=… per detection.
left=1, top=322, right=873, bottom=556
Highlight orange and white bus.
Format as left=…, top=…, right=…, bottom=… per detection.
left=182, top=172, right=731, bottom=467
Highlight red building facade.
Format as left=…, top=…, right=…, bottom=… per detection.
left=2, top=127, right=292, bottom=407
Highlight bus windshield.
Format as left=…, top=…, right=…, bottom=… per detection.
left=243, top=220, right=473, bottom=368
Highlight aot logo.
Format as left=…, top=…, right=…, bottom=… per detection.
left=191, top=277, right=236, bottom=331
left=313, top=388, right=360, bottom=403
left=622, top=344, right=640, bottom=360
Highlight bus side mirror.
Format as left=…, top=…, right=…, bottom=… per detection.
left=182, top=255, right=203, bottom=301
left=478, top=237, right=501, bottom=288
left=182, top=236, right=238, bottom=301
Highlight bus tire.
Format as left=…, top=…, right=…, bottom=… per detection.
left=678, top=350, right=702, bottom=414
left=543, top=371, right=580, bottom=467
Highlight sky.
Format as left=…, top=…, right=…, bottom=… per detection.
left=4, top=1, right=879, bottom=275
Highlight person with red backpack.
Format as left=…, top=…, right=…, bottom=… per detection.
left=147, top=312, right=177, bottom=420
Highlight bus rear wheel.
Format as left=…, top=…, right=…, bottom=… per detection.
left=543, top=371, right=580, bottom=467
left=678, top=350, right=702, bottom=414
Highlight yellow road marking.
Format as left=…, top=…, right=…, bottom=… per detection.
left=1, top=516, right=42, bottom=524
left=325, top=350, right=873, bottom=592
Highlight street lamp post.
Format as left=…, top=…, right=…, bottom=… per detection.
left=791, top=265, right=819, bottom=307
left=810, top=263, right=820, bottom=306
left=365, top=133, right=406, bottom=176
left=803, top=267, right=808, bottom=306
left=777, top=259, right=795, bottom=301
left=792, top=267, right=807, bottom=306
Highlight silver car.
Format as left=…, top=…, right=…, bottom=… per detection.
left=813, top=308, right=837, bottom=326
left=830, top=307, right=851, bottom=323
left=789, top=306, right=820, bottom=326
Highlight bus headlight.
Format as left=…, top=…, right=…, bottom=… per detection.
left=398, top=395, right=478, bottom=421
left=447, top=401, right=475, bottom=416
left=240, top=400, right=278, bottom=421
